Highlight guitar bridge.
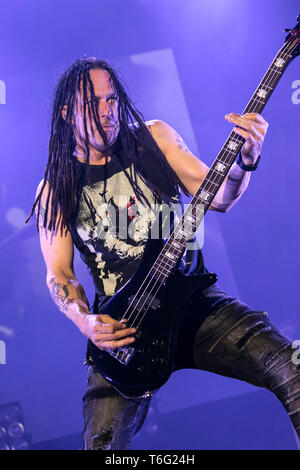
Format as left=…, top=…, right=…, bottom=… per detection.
left=106, top=346, right=135, bottom=365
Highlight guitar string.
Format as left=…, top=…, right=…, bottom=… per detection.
left=113, top=38, right=298, bottom=363
left=118, top=38, right=296, bottom=336
left=121, top=39, right=297, bottom=333
left=111, top=38, right=297, bottom=361
left=124, top=40, right=296, bottom=325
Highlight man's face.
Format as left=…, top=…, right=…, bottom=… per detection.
left=72, top=68, right=120, bottom=153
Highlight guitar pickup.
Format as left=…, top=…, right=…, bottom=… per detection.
left=128, top=292, right=161, bottom=311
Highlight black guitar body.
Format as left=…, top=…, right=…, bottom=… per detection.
left=89, top=17, right=300, bottom=399
left=88, top=237, right=217, bottom=399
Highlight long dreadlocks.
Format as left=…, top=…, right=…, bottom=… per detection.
left=25, top=57, right=189, bottom=236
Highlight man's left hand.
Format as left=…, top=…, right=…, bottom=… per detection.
left=225, top=113, right=269, bottom=166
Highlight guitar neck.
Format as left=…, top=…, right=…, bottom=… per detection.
left=151, top=40, right=298, bottom=283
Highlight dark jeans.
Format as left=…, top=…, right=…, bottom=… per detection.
left=82, top=285, right=300, bottom=449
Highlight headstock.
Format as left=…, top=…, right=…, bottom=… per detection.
left=283, top=14, right=300, bottom=59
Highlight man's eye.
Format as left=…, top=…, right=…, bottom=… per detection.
left=108, top=96, right=117, bottom=102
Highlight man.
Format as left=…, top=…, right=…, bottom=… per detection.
left=27, top=57, right=300, bottom=449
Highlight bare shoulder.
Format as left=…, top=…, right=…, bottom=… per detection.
left=34, top=178, right=66, bottom=234
left=35, top=177, right=74, bottom=277
left=145, top=119, right=192, bottom=155
left=35, top=178, right=50, bottom=202
left=145, top=119, right=172, bottom=137
left=144, top=120, right=210, bottom=197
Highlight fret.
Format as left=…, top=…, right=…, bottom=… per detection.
left=175, top=217, right=198, bottom=235
left=184, top=214, right=196, bottom=224
left=169, top=237, right=186, bottom=249
left=269, top=67, right=283, bottom=74
left=161, top=257, right=178, bottom=276
left=259, top=84, right=273, bottom=90
left=166, top=240, right=183, bottom=252
left=231, top=131, right=244, bottom=141
left=179, top=215, right=190, bottom=231
left=159, top=255, right=174, bottom=268
left=147, top=27, right=299, bottom=291
left=169, top=240, right=184, bottom=251
left=175, top=228, right=189, bottom=239
left=221, top=148, right=240, bottom=156
left=201, top=177, right=219, bottom=187
left=280, top=52, right=292, bottom=59
left=191, top=206, right=203, bottom=217
left=214, top=158, right=231, bottom=167
left=189, top=201, right=205, bottom=217
left=165, top=239, right=184, bottom=254
left=155, top=259, right=173, bottom=273
left=165, top=246, right=182, bottom=258
left=177, top=221, right=195, bottom=235
left=170, top=229, right=185, bottom=240
left=152, top=263, right=169, bottom=276
left=226, top=136, right=241, bottom=144
left=196, top=191, right=213, bottom=203
left=210, top=167, right=228, bottom=177
left=213, top=159, right=230, bottom=169
left=164, top=251, right=176, bottom=260
left=241, top=49, right=294, bottom=119
left=259, top=64, right=286, bottom=86
left=161, top=262, right=176, bottom=274
left=181, top=224, right=196, bottom=235
left=248, top=97, right=265, bottom=106
left=193, top=193, right=210, bottom=205
left=152, top=267, right=168, bottom=280
left=164, top=237, right=183, bottom=250
left=216, top=155, right=237, bottom=169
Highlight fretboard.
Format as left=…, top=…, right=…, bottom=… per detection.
left=150, top=39, right=298, bottom=283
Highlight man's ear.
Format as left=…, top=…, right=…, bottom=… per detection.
left=61, top=105, right=67, bottom=121
left=61, top=105, right=75, bottom=126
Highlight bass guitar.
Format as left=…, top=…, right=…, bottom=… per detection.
left=89, top=16, right=300, bottom=399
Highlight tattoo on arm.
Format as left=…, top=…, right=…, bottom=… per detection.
left=38, top=205, right=46, bottom=231
left=49, top=277, right=74, bottom=313
left=175, top=132, right=190, bottom=153
left=48, top=277, right=90, bottom=314
left=35, top=199, right=46, bottom=232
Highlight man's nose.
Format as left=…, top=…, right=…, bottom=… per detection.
left=99, top=100, right=111, bottom=118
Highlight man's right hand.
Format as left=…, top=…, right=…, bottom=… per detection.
left=86, top=314, right=137, bottom=351
left=35, top=180, right=137, bottom=351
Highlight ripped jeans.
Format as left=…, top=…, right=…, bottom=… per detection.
left=82, top=285, right=300, bottom=450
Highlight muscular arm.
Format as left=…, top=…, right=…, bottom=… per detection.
left=212, top=162, right=251, bottom=212
left=148, top=115, right=268, bottom=212
left=46, top=273, right=92, bottom=337
left=35, top=180, right=92, bottom=336
left=35, top=179, right=136, bottom=349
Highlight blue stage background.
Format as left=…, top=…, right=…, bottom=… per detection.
left=0, top=0, right=299, bottom=449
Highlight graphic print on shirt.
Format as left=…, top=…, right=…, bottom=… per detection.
left=74, top=165, right=180, bottom=296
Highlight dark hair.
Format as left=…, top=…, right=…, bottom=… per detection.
left=25, top=56, right=189, bottom=236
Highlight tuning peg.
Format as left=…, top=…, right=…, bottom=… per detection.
left=284, top=28, right=291, bottom=33
left=297, top=14, right=300, bottom=22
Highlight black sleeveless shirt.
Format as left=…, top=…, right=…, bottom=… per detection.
left=69, top=147, right=207, bottom=297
